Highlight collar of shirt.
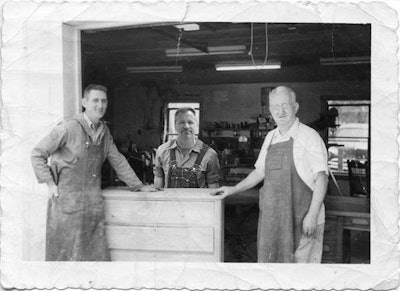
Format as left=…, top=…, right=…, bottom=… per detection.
left=83, top=112, right=94, bottom=129
left=83, top=112, right=104, bottom=144
left=272, top=117, right=300, bottom=143
left=167, top=138, right=202, bottom=153
left=83, top=112, right=103, bottom=132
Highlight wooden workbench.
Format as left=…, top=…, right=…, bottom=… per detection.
left=323, top=196, right=370, bottom=263
left=102, top=187, right=224, bottom=262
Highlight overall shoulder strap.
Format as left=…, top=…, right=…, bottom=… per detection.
left=194, top=143, right=209, bottom=166
left=169, top=148, right=177, bottom=165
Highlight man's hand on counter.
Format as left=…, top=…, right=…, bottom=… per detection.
left=210, top=186, right=236, bottom=198
left=137, top=184, right=160, bottom=192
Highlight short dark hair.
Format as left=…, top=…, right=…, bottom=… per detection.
left=174, top=107, right=196, bottom=121
left=83, top=84, right=107, bottom=98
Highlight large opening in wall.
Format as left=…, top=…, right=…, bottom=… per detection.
left=79, top=22, right=371, bottom=263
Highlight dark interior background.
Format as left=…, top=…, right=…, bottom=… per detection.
left=81, top=22, right=370, bottom=148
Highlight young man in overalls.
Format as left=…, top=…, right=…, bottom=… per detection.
left=154, top=107, right=220, bottom=189
left=211, top=86, right=329, bottom=263
left=31, top=84, right=156, bottom=261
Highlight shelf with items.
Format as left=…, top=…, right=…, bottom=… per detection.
left=202, top=129, right=251, bottom=138
left=250, top=128, right=268, bottom=138
left=203, top=124, right=272, bottom=139
left=201, top=118, right=273, bottom=166
left=201, top=128, right=271, bottom=158
left=203, top=121, right=252, bottom=138
left=221, top=166, right=254, bottom=184
left=249, top=125, right=271, bottom=149
left=204, top=121, right=252, bottom=130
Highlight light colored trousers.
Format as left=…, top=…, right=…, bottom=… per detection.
left=294, top=223, right=325, bottom=263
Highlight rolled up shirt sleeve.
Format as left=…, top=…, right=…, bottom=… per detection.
left=307, top=133, right=329, bottom=176
left=153, top=147, right=165, bottom=179
left=205, top=150, right=221, bottom=185
left=107, top=138, right=144, bottom=190
left=294, top=127, right=329, bottom=190
left=31, top=124, right=67, bottom=184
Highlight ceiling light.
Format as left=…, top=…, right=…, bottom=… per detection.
left=174, top=24, right=200, bottom=31
left=320, top=56, right=370, bottom=65
left=215, top=62, right=281, bottom=71
left=165, top=45, right=247, bottom=57
left=126, top=66, right=183, bottom=73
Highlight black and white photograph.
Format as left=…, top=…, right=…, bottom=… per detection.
left=0, top=1, right=399, bottom=290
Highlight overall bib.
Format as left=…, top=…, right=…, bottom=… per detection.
left=167, top=144, right=209, bottom=188
left=46, top=122, right=110, bottom=261
left=257, top=137, right=313, bottom=263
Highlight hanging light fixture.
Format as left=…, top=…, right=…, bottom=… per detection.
left=320, top=56, right=370, bottom=65
left=215, top=62, right=281, bottom=71
left=126, top=66, right=183, bottom=73
left=165, top=45, right=247, bottom=57
left=215, top=23, right=280, bottom=71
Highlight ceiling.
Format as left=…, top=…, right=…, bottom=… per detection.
left=81, top=22, right=371, bottom=87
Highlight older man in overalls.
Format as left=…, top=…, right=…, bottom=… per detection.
left=212, top=86, right=328, bottom=263
left=154, top=107, right=220, bottom=189
left=31, top=84, right=156, bottom=261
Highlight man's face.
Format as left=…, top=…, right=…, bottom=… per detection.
left=269, top=90, right=298, bottom=129
left=175, top=111, right=198, bottom=139
left=82, top=89, right=108, bottom=123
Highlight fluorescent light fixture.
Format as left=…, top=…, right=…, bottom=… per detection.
left=174, top=24, right=200, bottom=31
left=126, top=66, right=183, bottom=73
left=215, top=62, right=281, bottom=71
left=166, top=45, right=247, bottom=57
left=320, top=56, right=370, bottom=65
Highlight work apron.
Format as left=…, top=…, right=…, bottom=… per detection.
left=167, top=144, right=209, bottom=188
left=257, top=137, right=313, bottom=263
left=46, top=124, right=110, bottom=261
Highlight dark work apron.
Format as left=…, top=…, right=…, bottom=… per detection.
left=46, top=121, right=110, bottom=261
left=167, top=143, right=209, bottom=188
left=257, top=137, right=313, bottom=263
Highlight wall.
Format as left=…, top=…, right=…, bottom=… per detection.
left=112, top=80, right=370, bottom=148
left=112, top=85, right=163, bottom=149
left=181, top=80, right=370, bottom=124
left=2, top=12, right=75, bottom=261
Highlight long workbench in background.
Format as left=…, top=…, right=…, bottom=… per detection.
left=323, top=196, right=370, bottom=263
left=103, top=187, right=224, bottom=262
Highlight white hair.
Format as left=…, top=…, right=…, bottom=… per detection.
left=269, top=86, right=297, bottom=103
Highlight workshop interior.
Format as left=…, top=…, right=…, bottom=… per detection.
left=81, top=22, right=370, bottom=263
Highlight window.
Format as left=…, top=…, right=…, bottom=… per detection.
left=165, top=102, right=200, bottom=141
left=327, top=100, right=370, bottom=173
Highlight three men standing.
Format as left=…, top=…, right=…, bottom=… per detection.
left=32, top=84, right=327, bottom=263
left=31, top=84, right=155, bottom=261
left=212, top=86, right=329, bottom=263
